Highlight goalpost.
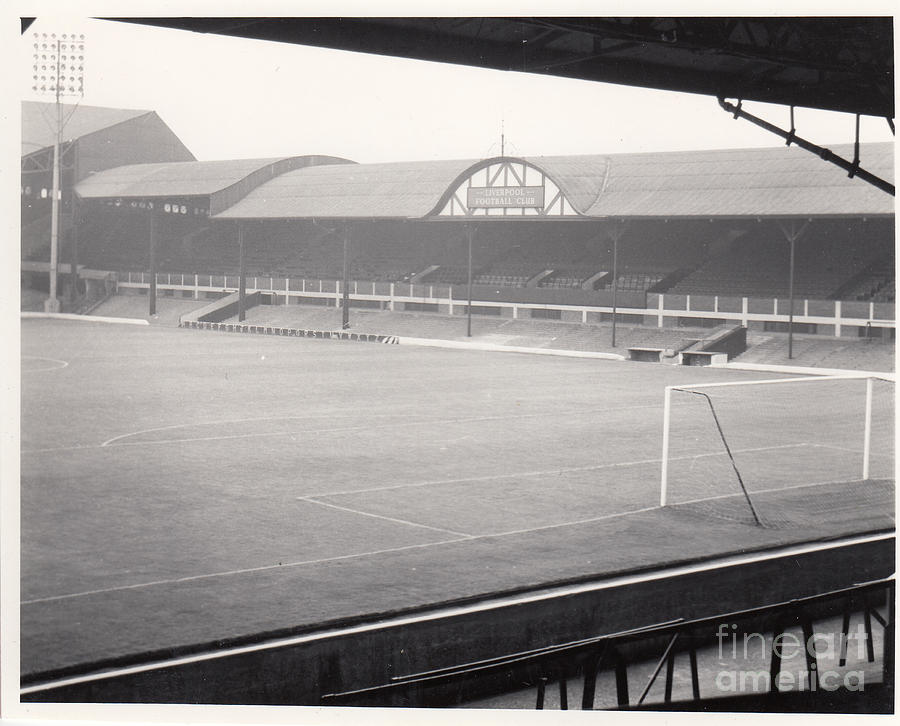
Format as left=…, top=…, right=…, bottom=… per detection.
left=658, top=374, right=894, bottom=527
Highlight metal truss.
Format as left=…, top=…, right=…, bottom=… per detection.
left=21, top=142, right=75, bottom=174
left=718, top=98, right=895, bottom=197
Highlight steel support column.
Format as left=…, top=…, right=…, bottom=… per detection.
left=789, top=235, right=796, bottom=359
left=606, top=221, right=627, bottom=348
left=465, top=223, right=476, bottom=337
left=776, top=219, right=809, bottom=360
left=342, top=223, right=351, bottom=329
left=612, top=232, right=618, bottom=347
left=148, top=208, right=157, bottom=317
left=237, top=222, right=246, bottom=322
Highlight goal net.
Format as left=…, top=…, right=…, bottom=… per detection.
left=659, top=374, right=894, bottom=528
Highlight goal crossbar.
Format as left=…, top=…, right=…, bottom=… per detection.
left=659, top=374, right=892, bottom=508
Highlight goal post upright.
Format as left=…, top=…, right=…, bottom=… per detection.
left=658, top=372, right=892, bottom=514
left=660, top=385, right=673, bottom=507
left=863, top=376, right=873, bottom=480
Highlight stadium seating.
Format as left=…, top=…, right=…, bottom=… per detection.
left=663, top=221, right=892, bottom=300
left=158, top=224, right=239, bottom=274
left=78, top=210, right=151, bottom=271
left=538, top=266, right=594, bottom=289
left=71, top=209, right=895, bottom=306
left=21, top=214, right=53, bottom=261
left=425, top=266, right=475, bottom=285
left=471, top=260, right=543, bottom=287
left=596, top=271, right=668, bottom=293
left=473, top=274, right=529, bottom=287
left=351, top=233, right=424, bottom=282
left=839, top=259, right=896, bottom=302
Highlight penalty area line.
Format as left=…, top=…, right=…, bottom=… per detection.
left=21, top=502, right=669, bottom=605
left=672, top=476, right=888, bottom=508
left=312, top=442, right=810, bottom=499
left=20, top=538, right=471, bottom=606
left=299, top=496, right=474, bottom=538
left=21, top=473, right=884, bottom=607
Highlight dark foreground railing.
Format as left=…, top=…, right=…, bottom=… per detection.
left=321, top=579, right=894, bottom=711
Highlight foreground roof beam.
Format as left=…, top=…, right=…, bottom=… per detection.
left=523, top=39, right=640, bottom=73
left=718, top=98, right=895, bottom=196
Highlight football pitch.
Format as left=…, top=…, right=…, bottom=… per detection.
left=20, top=318, right=895, bottom=681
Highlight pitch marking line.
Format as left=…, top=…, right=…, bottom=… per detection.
left=21, top=472, right=875, bottom=606
left=20, top=538, right=472, bottom=605
left=298, top=497, right=474, bottom=538
left=22, top=504, right=666, bottom=605
left=98, top=404, right=660, bottom=447
left=21, top=402, right=660, bottom=453
left=21, top=533, right=893, bottom=696
left=469, top=505, right=661, bottom=540
left=26, top=504, right=668, bottom=605
left=22, top=356, right=69, bottom=371
left=811, top=442, right=895, bottom=458
left=311, top=443, right=810, bottom=498
left=23, top=443, right=106, bottom=455
left=673, top=476, right=887, bottom=508
left=99, top=412, right=448, bottom=448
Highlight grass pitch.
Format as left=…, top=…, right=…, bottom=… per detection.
left=20, top=319, right=894, bottom=679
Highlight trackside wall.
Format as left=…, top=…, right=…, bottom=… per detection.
left=118, top=273, right=896, bottom=338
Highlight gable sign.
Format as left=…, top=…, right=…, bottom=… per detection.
left=436, top=160, right=579, bottom=218
left=467, top=186, right=545, bottom=209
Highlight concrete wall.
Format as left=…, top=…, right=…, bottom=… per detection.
left=180, top=290, right=261, bottom=324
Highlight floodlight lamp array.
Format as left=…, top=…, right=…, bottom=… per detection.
left=31, top=32, right=85, bottom=96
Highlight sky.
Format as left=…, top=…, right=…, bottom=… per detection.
left=17, top=14, right=896, bottom=164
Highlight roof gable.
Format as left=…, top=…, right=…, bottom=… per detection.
left=22, top=101, right=151, bottom=156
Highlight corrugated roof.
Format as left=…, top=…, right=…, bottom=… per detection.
left=75, top=158, right=313, bottom=198
left=76, top=143, right=892, bottom=220
left=22, top=101, right=151, bottom=156
left=549, top=143, right=895, bottom=217
left=214, top=158, right=479, bottom=219
left=213, top=144, right=893, bottom=220
left=520, top=155, right=612, bottom=213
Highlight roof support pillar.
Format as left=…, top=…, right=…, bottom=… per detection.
left=605, top=220, right=628, bottom=348
left=148, top=207, right=157, bottom=317
left=237, top=221, right=246, bottom=322
left=776, top=219, right=810, bottom=360
left=341, top=223, right=351, bottom=330
left=464, top=222, right=477, bottom=337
